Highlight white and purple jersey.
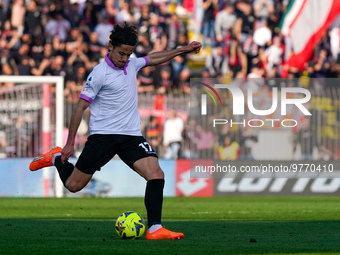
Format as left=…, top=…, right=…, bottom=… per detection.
left=80, top=53, right=148, bottom=136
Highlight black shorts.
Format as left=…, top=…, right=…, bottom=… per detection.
left=75, top=134, right=158, bottom=174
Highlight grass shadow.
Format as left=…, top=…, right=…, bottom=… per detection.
left=0, top=219, right=339, bottom=255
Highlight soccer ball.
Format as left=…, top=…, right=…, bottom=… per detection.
left=115, top=211, right=146, bottom=239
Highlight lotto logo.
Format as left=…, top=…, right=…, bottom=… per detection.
left=175, top=160, right=213, bottom=197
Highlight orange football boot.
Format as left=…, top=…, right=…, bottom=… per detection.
left=146, top=227, right=184, bottom=240
left=29, top=147, right=62, bottom=171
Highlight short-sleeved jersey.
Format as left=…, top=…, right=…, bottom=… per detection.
left=80, top=53, right=148, bottom=136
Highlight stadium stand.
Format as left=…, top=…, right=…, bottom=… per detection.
left=0, top=0, right=339, bottom=159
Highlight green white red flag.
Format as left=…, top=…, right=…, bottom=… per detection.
left=280, top=0, right=340, bottom=70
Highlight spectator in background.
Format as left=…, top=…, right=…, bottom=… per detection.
left=14, top=115, right=33, bottom=157
left=83, top=0, right=98, bottom=30
left=239, top=127, right=257, bottom=160
left=52, top=0, right=67, bottom=14
left=151, top=0, right=169, bottom=14
left=253, top=0, right=274, bottom=22
left=11, top=42, right=30, bottom=66
left=264, top=36, right=282, bottom=75
left=6, top=28, right=21, bottom=52
left=94, top=13, right=112, bottom=46
left=0, top=62, right=15, bottom=87
left=102, top=0, right=118, bottom=25
left=134, top=32, right=153, bottom=58
left=45, top=55, right=67, bottom=77
left=51, top=35, right=66, bottom=57
left=193, top=0, right=204, bottom=41
left=313, top=49, right=331, bottom=78
left=0, top=0, right=10, bottom=29
left=196, top=125, right=215, bottom=159
left=65, top=3, right=82, bottom=28
left=88, top=32, right=102, bottom=62
left=242, top=31, right=259, bottom=74
left=247, top=62, right=265, bottom=92
left=217, top=135, right=240, bottom=160
left=17, top=55, right=35, bottom=75
left=21, top=33, right=32, bottom=45
left=25, top=0, right=42, bottom=37
left=175, top=68, right=191, bottom=94
left=66, top=45, right=91, bottom=73
left=157, top=66, right=173, bottom=94
left=30, top=36, right=45, bottom=64
left=31, top=43, right=53, bottom=76
left=253, top=0, right=279, bottom=31
left=294, top=117, right=317, bottom=161
left=148, top=13, right=167, bottom=48
left=228, top=38, right=243, bottom=78
left=115, top=1, right=133, bottom=24
left=66, top=28, right=87, bottom=54
left=248, top=62, right=264, bottom=79
left=137, top=65, right=155, bottom=93
left=0, top=39, right=8, bottom=61
left=171, top=33, right=189, bottom=77
left=0, top=129, right=8, bottom=158
left=150, top=38, right=170, bottom=89
left=158, top=2, right=172, bottom=32
left=201, top=0, right=218, bottom=52
left=11, top=0, right=25, bottom=37
left=182, top=119, right=199, bottom=159
left=144, top=115, right=162, bottom=155
left=137, top=5, right=151, bottom=29
left=1, top=20, right=11, bottom=41
left=266, top=64, right=280, bottom=81
left=163, top=110, right=184, bottom=159
left=78, top=18, right=92, bottom=43
left=235, top=0, right=255, bottom=43
left=330, top=61, right=340, bottom=78
left=65, top=66, right=88, bottom=103
left=317, top=33, right=332, bottom=60
left=44, top=10, right=71, bottom=43
left=253, top=19, right=272, bottom=48
left=201, top=66, right=212, bottom=80
left=205, top=44, right=229, bottom=77
left=167, top=13, right=187, bottom=50
left=214, top=3, right=236, bottom=47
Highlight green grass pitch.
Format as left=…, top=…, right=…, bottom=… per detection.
left=0, top=197, right=340, bottom=255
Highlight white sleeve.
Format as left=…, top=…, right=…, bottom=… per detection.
left=80, top=67, right=105, bottom=103
left=131, top=57, right=148, bottom=72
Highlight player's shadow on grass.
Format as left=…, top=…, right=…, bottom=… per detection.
left=0, top=219, right=340, bottom=254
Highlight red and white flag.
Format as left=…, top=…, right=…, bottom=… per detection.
left=280, top=0, right=340, bottom=70
left=330, top=26, right=340, bottom=59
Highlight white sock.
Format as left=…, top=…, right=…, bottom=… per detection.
left=148, top=224, right=162, bottom=233
left=52, top=153, right=61, bottom=165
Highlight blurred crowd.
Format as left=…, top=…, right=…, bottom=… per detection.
left=0, top=0, right=340, bottom=159
left=1, top=0, right=340, bottom=94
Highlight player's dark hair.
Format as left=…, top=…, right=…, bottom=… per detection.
left=109, top=22, right=138, bottom=48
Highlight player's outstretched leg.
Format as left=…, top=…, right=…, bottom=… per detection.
left=29, top=147, right=62, bottom=171
left=29, top=147, right=75, bottom=186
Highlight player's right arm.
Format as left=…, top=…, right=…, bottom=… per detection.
left=61, top=98, right=90, bottom=163
left=62, top=65, right=103, bottom=163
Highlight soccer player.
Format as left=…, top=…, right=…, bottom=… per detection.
left=29, top=22, right=201, bottom=240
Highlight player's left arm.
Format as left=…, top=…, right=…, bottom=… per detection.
left=145, top=41, right=202, bottom=66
